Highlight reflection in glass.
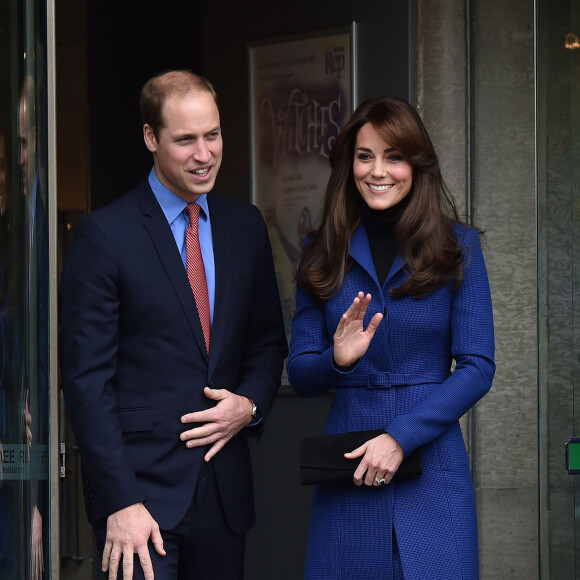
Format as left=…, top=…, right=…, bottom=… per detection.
left=0, top=1, right=50, bottom=578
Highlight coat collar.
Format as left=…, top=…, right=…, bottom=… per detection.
left=349, top=223, right=406, bottom=288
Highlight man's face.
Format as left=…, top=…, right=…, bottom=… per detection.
left=144, top=91, right=223, bottom=203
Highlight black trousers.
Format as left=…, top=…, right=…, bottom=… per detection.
left=94, top=461, right=246, bottom=579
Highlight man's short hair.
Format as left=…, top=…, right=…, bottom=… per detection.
left=140, top=70, right=218, bottom=140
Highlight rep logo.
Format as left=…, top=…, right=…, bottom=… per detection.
left=325, top=49, right=345, bottom=79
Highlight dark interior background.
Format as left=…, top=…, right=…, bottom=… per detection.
left=87, top=2, right=202, bottom=209
left=87, top=0, right=411, bottom=211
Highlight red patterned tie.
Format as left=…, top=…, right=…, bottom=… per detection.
left=186, top=203, right=211, bottom=354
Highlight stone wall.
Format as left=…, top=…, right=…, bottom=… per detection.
left=414, top=1, right=539, bottom=577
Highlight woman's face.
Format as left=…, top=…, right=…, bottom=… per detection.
left=353, top=123, right=413, bottom=211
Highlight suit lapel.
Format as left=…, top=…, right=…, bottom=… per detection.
left=206, top=195, right=231, bottom=377
left=138, top=184, right=209, bottom=361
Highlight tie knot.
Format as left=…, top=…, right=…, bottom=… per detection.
left=186, top=203, right=201, bottom=224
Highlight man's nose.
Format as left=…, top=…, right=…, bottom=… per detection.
left=192, top=139, right=211, bottom=162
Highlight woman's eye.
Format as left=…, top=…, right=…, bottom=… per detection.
left=388, top=154, right=403, bottom=162
left=357, top=153, right=372, bottom=161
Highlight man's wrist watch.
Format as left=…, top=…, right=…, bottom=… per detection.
left=250, top=399, right=261, bottom=423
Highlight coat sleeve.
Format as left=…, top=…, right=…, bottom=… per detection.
left=287, top=284, right=357, bottom=397
left=386, top=227, right=496, bottom=455
left=59, top=215, right=144, bottom=521
left=230, top=206, right=289, bottom=422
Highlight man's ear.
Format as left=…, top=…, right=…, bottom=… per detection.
left=143, top=124, right=158, bottom=153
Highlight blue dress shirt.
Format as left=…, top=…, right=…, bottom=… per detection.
left=148, top=168, right=215, bottom=321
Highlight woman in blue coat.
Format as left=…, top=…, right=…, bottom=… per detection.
left=288, top=96, right=495, bottom=579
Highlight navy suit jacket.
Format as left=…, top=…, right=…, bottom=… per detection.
left=59, top=179, right=287, bottom=534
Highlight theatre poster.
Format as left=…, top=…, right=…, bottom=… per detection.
left=249, top=24, right=357, bottom=360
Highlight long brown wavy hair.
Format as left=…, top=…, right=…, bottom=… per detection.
left=293, top=96, right=466, bottom=304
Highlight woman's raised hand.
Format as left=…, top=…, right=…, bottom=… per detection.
left=333, top=292, right=383, bottom=367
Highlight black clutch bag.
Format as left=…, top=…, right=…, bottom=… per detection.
left=299, top=429, right=422, bottom=486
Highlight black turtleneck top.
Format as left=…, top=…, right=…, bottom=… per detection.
left=359, top=193, right=411, bottom=287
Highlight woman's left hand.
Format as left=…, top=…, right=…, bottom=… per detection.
left=333, top=292, right=383, bottom=367
left=345, top=433, right=404, bottom=487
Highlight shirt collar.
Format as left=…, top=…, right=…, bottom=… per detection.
left=148, top=167, right=209, bottom=224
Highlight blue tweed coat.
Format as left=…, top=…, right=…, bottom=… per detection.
left=288, top=223, right=495, bottom=580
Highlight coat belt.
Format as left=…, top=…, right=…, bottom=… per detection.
left=336, top=372, right=449, bottom=389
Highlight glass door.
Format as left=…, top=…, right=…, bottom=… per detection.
left=538, top=1, right=580, bottom=578
left=573, top=5, right=580, bottom=574
left=0, top=0, right=55, bottom=578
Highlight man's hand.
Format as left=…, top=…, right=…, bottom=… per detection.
left=180, top=387, right=253, bottom=462
left=102, top=503, right=165, bottom=580
left=31, top=505, right=43, bottom=580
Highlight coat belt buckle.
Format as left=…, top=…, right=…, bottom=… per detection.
left=366, top=373, right=393, bottom=389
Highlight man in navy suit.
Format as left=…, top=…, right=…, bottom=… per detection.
left=59, top=70, right=288, bottom=579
